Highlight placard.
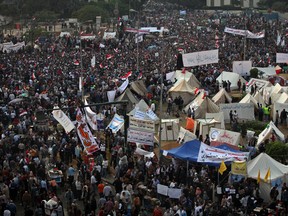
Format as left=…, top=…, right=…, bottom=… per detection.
left=129, top=117, right=155, bottom=132
left=182, top=49, right=218, bottom=67
left=127, top=128, right=154, bottom=145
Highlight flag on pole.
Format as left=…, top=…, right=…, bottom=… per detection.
left=120, top=71, right=132, bottom=80
left=257, top=170, right=261, bottom=184
left=218, top=160, right=227, bottom=175
left=106, top=54, right=113, bottom=60
left=264, top=168, right=271, bottom=182
left=73, top=60, right=80, bottom=66
left=31, top=72, right=36, bottom=80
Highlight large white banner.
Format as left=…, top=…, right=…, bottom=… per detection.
left=209, top=128, right=240, bottom=147
left=52, top=107, right=75, bottom=133
left=103, top=32, right=116, bottom=40
left=197, top=142, right=249, bottom=163
left=2, top=41, right=25, bottom=53
left=157, top=184, right=168, bottom=196
left=276, top=53, right=288, bottom=63
left=168, top=188, right=182, bottom=199
left=219, top=103, right=255, bottom=122
left=106, top=114, right=124, bottom=133
left=233, top=61, right=252, bottom=76
left=76, top=108, right=99, bottom=154
left=182, top=49, right=219, bottom=67
left=127, top=128, right=154, bottom=145
left=129, top=117, right=155, bottom=132
left=224, top=27, right=265, bottom=39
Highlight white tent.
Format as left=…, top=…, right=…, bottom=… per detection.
left=206, top=112, right=225, bottom=129
left=160, top=119, right=180, bottom=141
left=195, top=118, right=222, bottom=137
left=169, top=70, right=201, bottom=88
left=247, top=153, right=288, bottom=202
left=115, top=88, right=139, bottom=111
left=184, top=92, right=220, bottom=119
left=168, top=79, right=195, bottom=105
left=216, top=71, right=247, bottom=90
left=256, top=121, right=285, bottom=146
left=239, top=93, right=258, bottom=108
left=246, top=78, right=272, bottom=94
left=273, top=103, right=288, bottom=121
left=212, top=88, right=232, bottom=105
left=128, top=99, right=159, bottom=121
left=276, top=92, right=288, bottom=104
left=255, top=67, right=276, bottom=78
left=177, top=126, right=197, bottom=144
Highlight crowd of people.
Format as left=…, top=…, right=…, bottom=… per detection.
left=0, top=0, right=288, bottom=216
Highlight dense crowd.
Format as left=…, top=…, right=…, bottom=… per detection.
left=0, top=1, right=288, bottom=216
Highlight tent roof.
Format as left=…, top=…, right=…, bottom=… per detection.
left=130, top=80, right=147, bottom=97
left=164, top=139, right=242, bottom=165
left=239, top=93, right=258, bottom=107
left=212, top=88, right=232, bottom=104
left=216, top=71, right=247, bottom=90
left=128, top=99, right=159, bottom=120
left=276, top=92, right=288, bottom=103
left=247, top=153, right=288, bottom=181
left=115, top=88, right=139, bottom=104
left=255, top=67, right=276, bottom=78
left=168, top=79, right=195, bottom=93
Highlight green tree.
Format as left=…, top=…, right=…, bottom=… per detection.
left=265, top=141, right=288, bottom=164
left=72, top=3, right=112, bottom=23
left=33, top=10, right=59, bottom=22
left=250, top=68, right=259, bottom=78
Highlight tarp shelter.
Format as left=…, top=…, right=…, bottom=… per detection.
left=184, top=92, right=220, bottom=118
left=115, top=88, right=139, bottom=111
left=195, top=118, right=222, bottom=138
left=247, top=153, right=288, bottom=202
left=216, top=71, right=247, bottom=90
left=169, top=70, right=201, bottom=88
left=212, top=88, right=232, bottom=105
left=128, top=99, right=159, bottom=121
left=256, top=121, right=285, bottom=147
left=130, top=80, right=148, bottom=97
left=160, top=119, right=180, bottom=141
left=177, top=127, right=197, bottom=144
left=162, top=139, right=244, bottom=165
left=239, top=93, right=258, bottom=108
left=255, top=67, right=276, bottom=78
left=168, top=79, right=195, bottom=105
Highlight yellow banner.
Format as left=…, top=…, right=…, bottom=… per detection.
left=231, top=161, right=247, bottom=175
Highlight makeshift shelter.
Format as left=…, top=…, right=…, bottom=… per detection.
left=273, top=103, right=288, bottom=121
left=246, top=78, right=272, bottom=93
left=216, top=71, right=247, bottom=90
left=256, top=121, right=285, bottom=146
left=130, top=80, right=148, bottom=97
left=177, top=127, right=197, bottom=144
left=194, top=118, right=222, bottom=138
left=168, top=79, right=195, bottom=105
left=115, top=88, right=139, bottom=111
left=128, top=99, right=159, bottom=121
left=184, top=92, right=220, bottom=119
left=255, top=67, right=276, bottom=78
left=239, top=93, right=258, bottom=108
left=160, top=119, right=180, bottom=141
left=212, top=88, right=232, bottom=105
left=163, top=139, right=248, bottom=165
left=169, top=70, right=201, bottom=88
left=247, top=153, right=288, bottom=202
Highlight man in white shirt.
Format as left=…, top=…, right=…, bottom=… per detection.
left=91, top=174, right=97, bottom=195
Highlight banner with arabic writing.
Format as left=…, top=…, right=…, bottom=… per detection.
left=76, top=108, right=99, bottom=154
left=224, top=27, right=265, bottom=39
left=197, top=142, right=249, bottom=163
left=182, top=49, right=219, bottom=67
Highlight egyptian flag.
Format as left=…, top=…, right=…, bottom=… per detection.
left=106, top=54, right=113, bottom=60
left=137, top=72, right=143, bottom=80
left=32, top=72, right=36, bottom=80
left=19, top=110, right=28, bottom=117
left=181, top=68, right=186, bottom=74
left=74, top=60, right=80, bottom=66
left=120, top=71, right=132, bottom=80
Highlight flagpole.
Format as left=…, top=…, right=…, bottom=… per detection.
left=136, top=11, right=139, bottom=73
left=79, top=24, right=84, bottom=102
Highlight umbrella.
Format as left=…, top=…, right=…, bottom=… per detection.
left=8, top=98, right=24, bottom=105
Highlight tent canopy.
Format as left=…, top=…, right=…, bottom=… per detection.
left=169, top=70, right=201, bottom=88
left=168, top=79, right=195, bottom=105
left=247, top=153, right=288, bottom=182
left=212, top=88, right=232, bottom=104
left=163, top=139, right=242, bottom=165
left=128, top=99, right=159, bottom=121
left=115, top=88, right=139, bottom=111
left=239, top=93, right=258, bottom=107
left=216, top=71, right=247, bottom=90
